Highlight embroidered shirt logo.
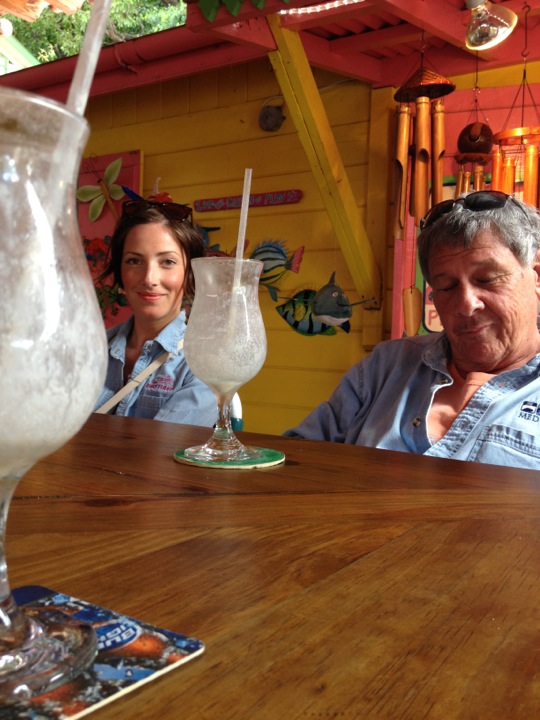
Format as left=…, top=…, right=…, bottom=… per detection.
left=146, top=374, right=175, bottom=393
left=519, top=400, right=540, bottom=422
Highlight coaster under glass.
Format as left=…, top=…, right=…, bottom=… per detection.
left=174, top=447, right=285, bottom=469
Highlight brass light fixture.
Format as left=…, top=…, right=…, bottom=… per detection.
left=465, top=0, right=518, bottom=51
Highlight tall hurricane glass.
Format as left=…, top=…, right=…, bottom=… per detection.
left=0, top=87, right=107, bottom=701
left=183, top=257, right=266, bottom=463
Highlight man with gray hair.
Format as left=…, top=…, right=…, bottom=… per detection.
left=284, top=191, right=540, bottom=469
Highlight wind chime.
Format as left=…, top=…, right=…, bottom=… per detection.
left=392, top=44, right=455, bottom=337
left=491, top=3, right=540, bottom=207
left=455, top=56, right=494, bottom=197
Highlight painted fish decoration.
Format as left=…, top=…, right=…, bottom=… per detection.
left=312, top=272, right=353, bottom=326
left=276, top=289, right=350, bottom=336
left=249, top=240, right=304, bottom=300
left=203, top=237, right=248, bottom=257
left=313, top=272, right=376, bottom=325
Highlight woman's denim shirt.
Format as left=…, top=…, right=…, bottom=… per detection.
left=94, top=311, right=217, bottom=426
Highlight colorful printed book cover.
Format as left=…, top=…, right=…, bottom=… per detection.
left=5, top=586, right=205, bottom=720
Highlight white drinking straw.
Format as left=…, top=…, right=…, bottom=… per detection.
left=233, top=168, right=252, bottom=289
left=46, top=0, right=112, bottom=229
left=236, top=168, right=252, bottom=261
left=67, top=0, right=113, bottom=117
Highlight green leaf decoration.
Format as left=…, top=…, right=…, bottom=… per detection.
left=198, top=0, right=287, bottom=17
left=77, top=185, right=103, bottom=202
left=198, top=0, right=221, bottom=22
left=109, top=184, right=125, bottom=201
left=89, top=195, right=107, bottom=223
left=223, top=0, right=243, bottom=15
left=104, top=157, right=123, bottom=185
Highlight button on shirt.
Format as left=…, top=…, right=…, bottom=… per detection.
left=283, top=332, right=540, bottom=469
left=94, top=312, right=217, bottom=426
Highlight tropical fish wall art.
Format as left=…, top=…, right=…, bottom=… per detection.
left=312, top=271, right=353, bottom=326
left=276, top=289, right=350, bottom=336
left=249, top=240, right=304, bottom=300
left=276, top=273, right=375, bottom=336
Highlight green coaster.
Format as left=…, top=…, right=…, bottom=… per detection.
left=173, top=447, right=285, bottom=470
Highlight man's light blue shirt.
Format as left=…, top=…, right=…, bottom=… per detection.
left=284, top=332, right=540, bottom=469
left=94, top=312, right=217, bottom=426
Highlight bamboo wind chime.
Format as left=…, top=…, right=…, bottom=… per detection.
left=393, top=65, right=455, bottom=337
left=491, top=129, right=540, bottom=205
left=491, top=2, right=540, bottom=208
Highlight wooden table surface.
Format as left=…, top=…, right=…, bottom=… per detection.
left=8, top=413, right=540, bottom=719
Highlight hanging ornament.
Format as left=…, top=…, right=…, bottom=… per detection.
left=393, top=66, right=456, bottom=104
left=392, top=37, right=455, bottom=337
left=393, top=38, right=456, bottom=225
left=455, top=54, right=494, bottom=197
left=492, top=3, right=540, bottom=207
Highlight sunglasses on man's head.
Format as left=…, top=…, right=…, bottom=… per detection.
left=121, top=199, right=193, bottom=223
left=419, top=190, right=522, bottom=231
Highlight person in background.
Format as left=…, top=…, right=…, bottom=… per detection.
left=284, top=191, right=540, bottom=469
left=94, top=197, right=217, bottom=425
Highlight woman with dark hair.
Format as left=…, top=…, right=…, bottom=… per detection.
left=94, top=199, right=217, bottom=425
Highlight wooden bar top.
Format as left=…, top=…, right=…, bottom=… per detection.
left=7, top=413, right=540, bottom=718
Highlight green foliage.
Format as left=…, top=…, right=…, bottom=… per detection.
left=194, top=0, right=290, bottom=23
left=196, top=0, right=221, bottom=22
left=6, top=0, right=187, bottom=64
left=6, top=0, right=293, bottom=62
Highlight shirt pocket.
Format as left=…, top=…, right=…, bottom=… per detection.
left=468, top=424, right=540, bottom=470
left=133, top=377, right=173, bottom=417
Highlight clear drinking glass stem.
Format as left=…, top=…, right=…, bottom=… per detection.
left=0, top=474, right=26, bottom=648
left=183, top=391, right=261, bottom=463
left=0, top=473, right=97, bottom=703
left=208, top=393, right=244, bottom=455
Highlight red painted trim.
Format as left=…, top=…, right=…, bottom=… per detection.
left=0, top=23, right=266, bottom=102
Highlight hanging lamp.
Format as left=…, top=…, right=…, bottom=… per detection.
left=465, top=0, right=518, bottom=51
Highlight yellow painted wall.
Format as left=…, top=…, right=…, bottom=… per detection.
left=84, top=59, right=394, bottom=435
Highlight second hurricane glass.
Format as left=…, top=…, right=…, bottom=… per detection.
left=182, top=257, right=267, bottom=464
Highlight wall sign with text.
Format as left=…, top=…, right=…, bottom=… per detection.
left=194, top=189, right=302, bottom=212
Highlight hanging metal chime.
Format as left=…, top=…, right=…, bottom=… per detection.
left=393, top=63, right=455, bottom=337
left=491, top=3, right=540, bottom=208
